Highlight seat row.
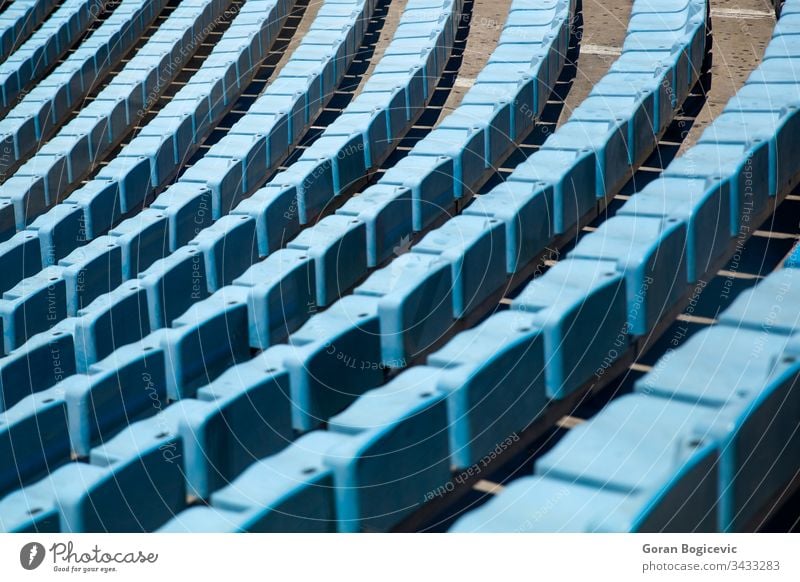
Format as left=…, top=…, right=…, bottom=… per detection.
left=0, top=0, right=557, bottom=411
left=404, top=0, right=800, bottom=530
left=451, top=265, right=800, bottom=532
left=0, top=0, right=234, bottom=239
left=0, top=0, right=438, bottom=364
left=0, top=0, right=165, bottom=189
left=0, top=0, right=363, bottom=302
left=0, top=0, right=106, bottom=117
left=0, top=0, right=59, bottom=64
left=0, top=0, right=467, bottom=412
left=0, top=0, right=297, bottom=294
left=0, top=0, right=472, bottom=530
left=0, top=0, right=572, bottom=532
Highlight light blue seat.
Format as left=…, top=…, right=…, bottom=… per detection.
left=570, top=215, right=688, bottom=336
left=324, top=367, right=450, bottom=532
left=63, top=337, right=167, bottom=457
left=511, top=258, right=627, bottom=399
left=281, top=295, right=383, bottom=431
left=232, top=248, right=316, bottom=349
left=160, top=287, right=250, bottom=400
left=428, top=311, right=546, bottom=468
left=0, top=388, right=71, bottom=496
left=355, top=252, right=453, bottom=365
left=179, top=350, right=293, bottom=498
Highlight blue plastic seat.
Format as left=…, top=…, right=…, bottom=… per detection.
left=138, top=246, right=210, bottom=330
left=508, top=148, right=595, bottom=236
left=355, top=252, right=453, bottom=365
left=335, top=184, right=414, bottom=268
left=189, top=215, right=259, bottom=292
left=63, top=180, right=121, bottom=241
left=281, top=295, right=384, bottom=431
left=618, top=176, right=729, bottom=284
left=160, top=287, right=250, bottom=400
left=96, top=156, right=152, bottom=214
left=428, top=311, right=546, bottom=468
left=413, top=215, right=507, bottom=318
left=57, top=236, right=123, bottom=316
left=149, top=183, right=214, bottom=252
left=178, top=350, right=293, bottom=498
left=0, top=320, right=76, bottom=411
left=0, top=388, right=71, bottom=496
left=450, top=476, right=632, bottom=532
left=380, top=154, right=456, bottom=232
left=164, top=431, right=350, bottom=532
left=108, top=209, right=169, bottom=279
left=324, top=367, right=450, bottom=531
left=0, top=266, right=67, bottom=354
left=232, top=248, right=316, bottom=349
left=664, top=141, right=771, bottom=236
left=58, top=406, right=187, bottom=531
left=511, top=258, right=627, bottom=399
left=73, top=280, right=151, bottom=373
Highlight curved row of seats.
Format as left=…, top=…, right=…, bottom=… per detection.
left=39, top=0, right=574, bottom=532
left=0, top=0, right=438, bottom=385
left=0, top=0, right=368, bottom=307
left=0, top=0, right=693, bottom=532
left=446, top=0, right=800, bottom=532
left=0, top=0, right=298, bottom=356
left=152, top=0, right=711, bottom=532
left=0, top=0, right=475, bottom=532
left=0, top=0, right=151, bottom=176
left=0, top=0, right=237, bottom=240
left=0, top=0, right=59, bottom=64
left=0, top=0, right=106, bottom=119
left=451, top=264, right=800, bottom=532
left=145, top=0, right=715, bottom=531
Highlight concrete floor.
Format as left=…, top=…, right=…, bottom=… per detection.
left=559, top=0, right=633, bottom=125
left=682, top=0, right=775, bottom=150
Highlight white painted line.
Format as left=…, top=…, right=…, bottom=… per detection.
left=676, top=314, right=717, bottom=326
left=473, top=480, right=506, bottom=495
left=629, top=362, right=653, bottom=373
left=711, top=7, right=773, bottom=19
left=753, top=229, right=800, bottom=240
left=581, top=43, right=622, bottom=57
left=717, top=269, right=764, bottom=281
left=556, top=416, right=585, bottom=429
